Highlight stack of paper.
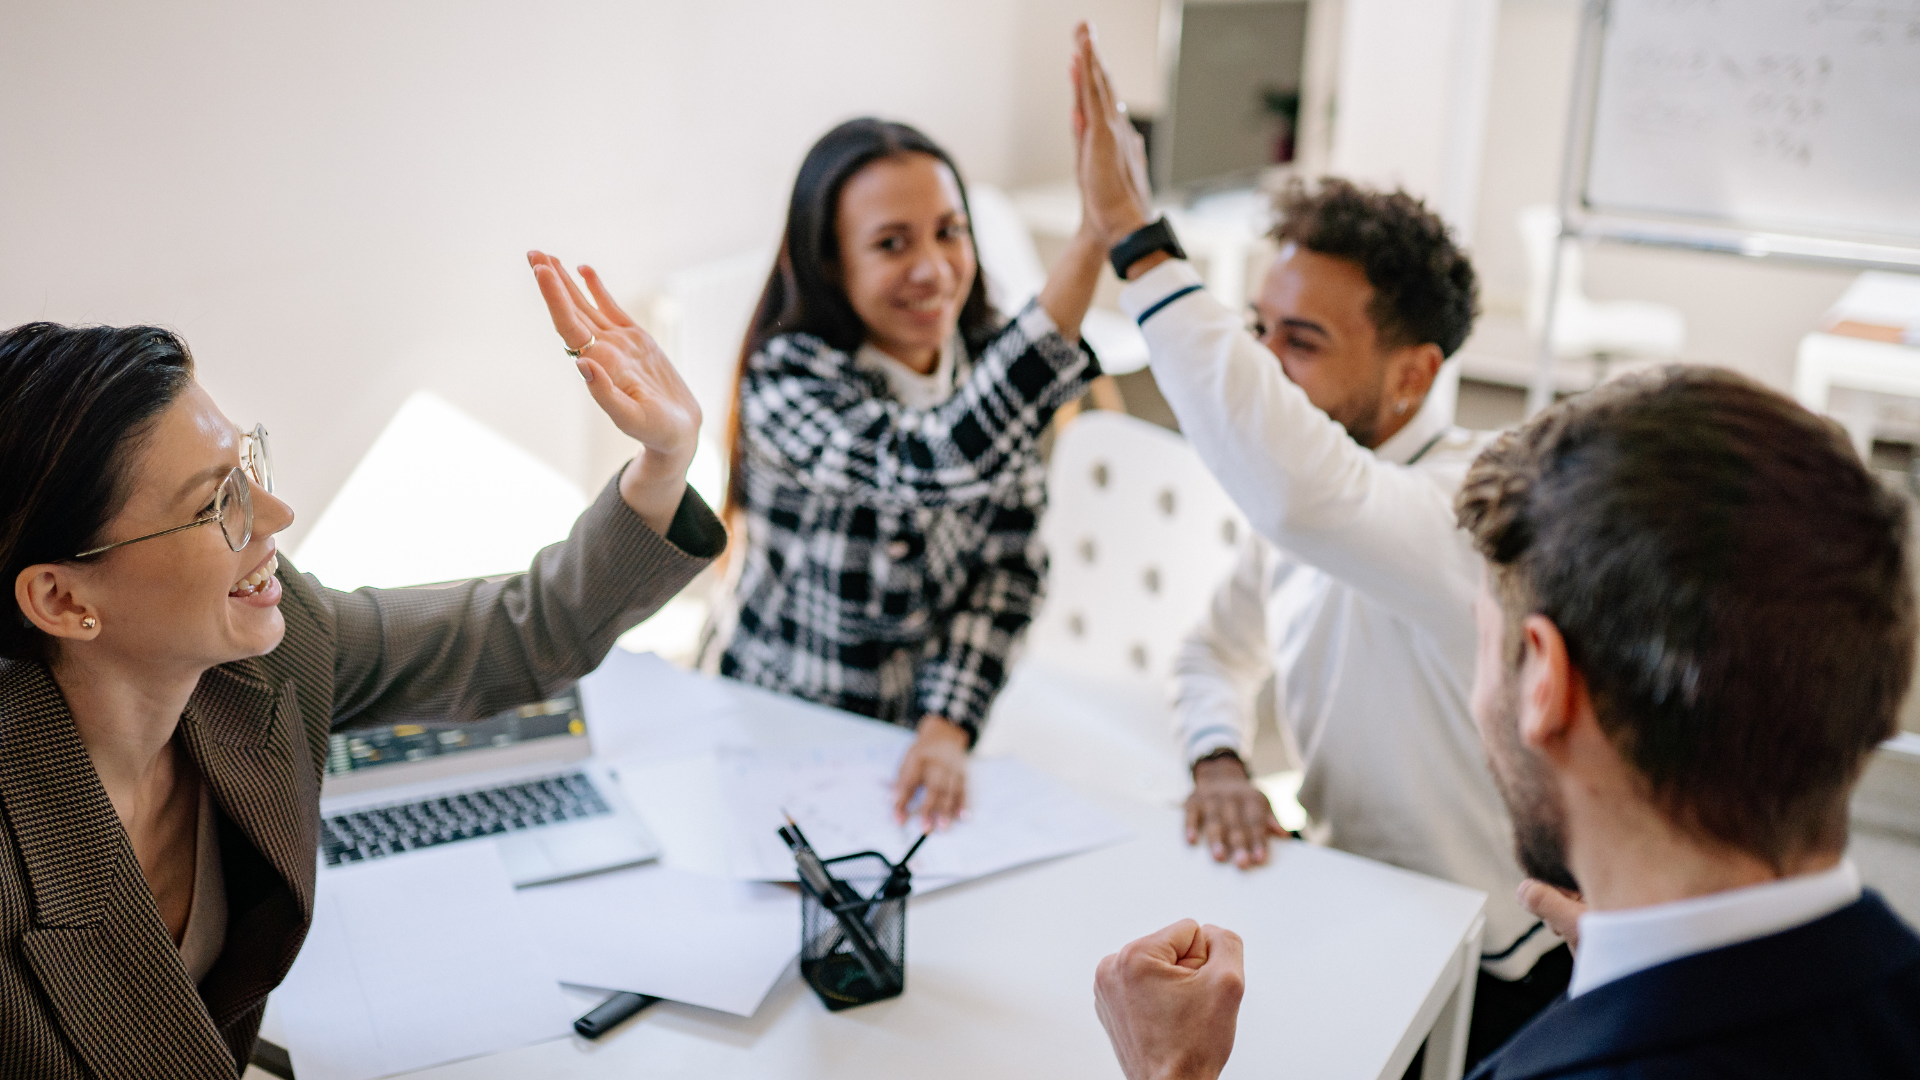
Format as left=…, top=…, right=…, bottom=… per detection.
left=521, top=863, right=799, bottom=1017
left=717, top=744, right=1132, bottom=888
left=275, top=845, right=574, bottom=1080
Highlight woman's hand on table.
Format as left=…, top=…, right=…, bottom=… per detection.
left=892, top=715, right=970, bottom=830
left=528, top=250, right=700, bottom=536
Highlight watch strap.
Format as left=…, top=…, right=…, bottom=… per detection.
left=1109, top=217, right=1187, bottom=279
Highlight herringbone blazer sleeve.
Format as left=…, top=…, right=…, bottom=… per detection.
left=320, top=474, right=726, bottom=729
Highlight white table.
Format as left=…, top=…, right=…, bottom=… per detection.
left=268, top=655, right=1487, bottom=1080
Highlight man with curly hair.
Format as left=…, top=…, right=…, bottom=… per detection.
left=1067, top=27, right=1564, bottom=1064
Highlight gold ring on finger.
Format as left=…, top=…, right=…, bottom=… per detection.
left=565, top=333, right=596, bottom=359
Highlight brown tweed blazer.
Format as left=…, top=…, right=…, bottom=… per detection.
left=0, top=476, right=726, bottom=1079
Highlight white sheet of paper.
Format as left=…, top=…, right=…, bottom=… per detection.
left=275, top=844, right=572, bottom=1080
left=718, top=745, right=1132, bottom=887
left=520, top=863, right=799, bottom=1017
left=580, top=649, right=749, bottom=764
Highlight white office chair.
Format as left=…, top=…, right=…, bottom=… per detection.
left=1518, top=205, right=1685, bottom=384
left=979, top=412, right=1247, bottom=804
left=970, top=184, right=1152, bottom=376
left=642, top=245, right=777, bottom=509
left=292, top=390, right=588, bottom=590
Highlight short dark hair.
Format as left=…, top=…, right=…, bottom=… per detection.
left=725, top=117, right=996, bottom=516
left=0, top=322, right=196, bottom=661
left=1456, top=366, right=1915, bottom=868
left=1270, top=177, right=1478, bottom=357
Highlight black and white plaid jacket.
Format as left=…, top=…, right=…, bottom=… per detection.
left=699, top=300, right=1099, bottom=740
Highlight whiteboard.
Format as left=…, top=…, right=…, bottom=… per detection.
left=1583, top=0, right=1920, bottom=245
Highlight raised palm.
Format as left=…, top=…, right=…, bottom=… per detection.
left=528, top=250, right=701, bottom=467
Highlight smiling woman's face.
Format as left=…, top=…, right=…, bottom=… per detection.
left=64, top=381, right=297, bottom=670
left=833, top=151, right=977, bottom=373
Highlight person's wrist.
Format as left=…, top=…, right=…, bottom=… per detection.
left=619, top=451, right=692, bottom=534
left=1192, top=750, right=1249, bottom=783
left=917, top=714, right=971, bottom=749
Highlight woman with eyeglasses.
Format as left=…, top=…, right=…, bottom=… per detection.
left=697, top=118, right=1107, bottom=830
left=0, top=253, right=724, bottom=1076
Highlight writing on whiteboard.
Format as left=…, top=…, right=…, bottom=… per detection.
left=1585, top=0, right=1920, bottom=242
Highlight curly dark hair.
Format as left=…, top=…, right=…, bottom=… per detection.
left=1270, top=177, right=1478, bottom=357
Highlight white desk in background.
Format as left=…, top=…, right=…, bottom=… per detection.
left=263, top=653, right=1487, bottom=1080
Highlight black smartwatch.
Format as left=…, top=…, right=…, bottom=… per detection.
left=1109, top=217, right=1187, bottom=280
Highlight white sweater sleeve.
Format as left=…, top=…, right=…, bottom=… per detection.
left=1121, top=260, right=1480, bottom=645
left=1170, top=537, right=1284, bottom=765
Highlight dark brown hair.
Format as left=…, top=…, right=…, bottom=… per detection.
left=1456, top=366, right=1915, bottom=867
left=1270, top=176, right=1478, bottom=357
left=723, top=118, right=995, bottom=518
left=0, top=323, right=196, bottom=660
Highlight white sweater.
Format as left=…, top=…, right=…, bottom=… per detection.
left=1123, top=259, right=1559, bottom=978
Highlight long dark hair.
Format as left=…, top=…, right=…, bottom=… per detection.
left=0, top=323, right=196, bottom=660
left=724, top=118, right=996, bottom=517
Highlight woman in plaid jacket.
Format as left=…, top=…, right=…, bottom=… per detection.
left=699, top=118, right=1107, bottom=828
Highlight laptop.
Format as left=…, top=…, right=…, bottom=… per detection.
left=317, top=685, right=659, bottom=885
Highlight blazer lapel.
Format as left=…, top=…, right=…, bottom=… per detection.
left=0, top=661, right=236, bottom=1079
left=177, top=659, right=320, bottom=1027
left=1483, top=894, right=1920, bottom=1078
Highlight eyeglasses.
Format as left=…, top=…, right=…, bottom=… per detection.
left=73, top=424, right=274, bottom=559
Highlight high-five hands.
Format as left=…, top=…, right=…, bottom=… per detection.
left=1095, top=919, right=1246, bottom=1080
left=528, top=250, right=700, bottom=534
left=1070, top=22, right=1156, bottom=251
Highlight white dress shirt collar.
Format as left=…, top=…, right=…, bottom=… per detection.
left=854, top=334, right=960, bottom=409
left=1569, top=860, right=1862, bottom=998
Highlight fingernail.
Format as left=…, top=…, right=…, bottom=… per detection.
left=576, top=361, right=592, bottom=382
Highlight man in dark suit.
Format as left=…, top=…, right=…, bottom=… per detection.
left=1091, top=366, right=1920, bottom=1079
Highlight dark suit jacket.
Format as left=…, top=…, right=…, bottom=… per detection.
left=1471, top=891, right=1920, bottom=1078
left=0, top=477, right=726, bottom=1079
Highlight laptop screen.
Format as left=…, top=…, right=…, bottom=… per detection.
left=324, top=687, right=586, bottom=778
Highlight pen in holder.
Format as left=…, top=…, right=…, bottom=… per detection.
left=797, top=850, right=908, bottom=1010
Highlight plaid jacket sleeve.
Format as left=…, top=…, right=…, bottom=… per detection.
left=914, top=502, right=1046, bottom=739
left=741, top=300, right=1096, bottom=509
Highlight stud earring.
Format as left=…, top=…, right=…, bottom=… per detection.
left=80, top=616, right=98, bottom=630
left=1395, top=400, right=1410, bottom=415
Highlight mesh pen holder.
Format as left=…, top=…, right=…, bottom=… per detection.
left=799, top=850, right=908, bottom=1010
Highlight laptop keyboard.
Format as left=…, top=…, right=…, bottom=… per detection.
left=321, top=772, right=612, bottom=867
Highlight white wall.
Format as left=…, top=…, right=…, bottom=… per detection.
left=1331, top=0, right=1499, bottom=240
left=1, top=0, right=1158, bottom=550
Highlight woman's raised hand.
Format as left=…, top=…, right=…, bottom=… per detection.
left=1070, top=22, right=1155, bottom=249
left=528, top=250, right=700, bottom=532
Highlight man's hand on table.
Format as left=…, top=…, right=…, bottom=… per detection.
left=1185, top=752, right=1289, bottom=868
left=892, top=715, right=970, bottom=831
left=1095, top=919, right=1246, bottom=1080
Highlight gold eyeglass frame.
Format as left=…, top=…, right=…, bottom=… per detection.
left=72, top=424, right=273, bottom=559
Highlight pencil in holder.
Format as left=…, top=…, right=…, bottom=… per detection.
left=798, top=850, right=908, bottom=1010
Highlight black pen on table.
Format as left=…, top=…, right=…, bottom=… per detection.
left=574, top=991, right=660, bottom=1039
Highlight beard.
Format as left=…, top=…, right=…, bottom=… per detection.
left=1486, top=670, right=1581, bottom=893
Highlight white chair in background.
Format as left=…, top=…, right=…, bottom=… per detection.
left=1518, top=205, right=1685, bottom=385
left=980, top=412, right=1248, bottom=804
left=642, top=245, right=777, bottom=509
